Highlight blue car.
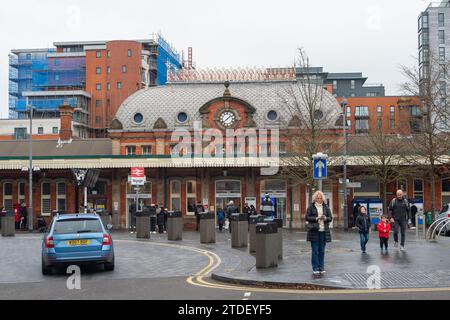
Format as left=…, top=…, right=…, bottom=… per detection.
left=41, top=213, right=115, bottom=275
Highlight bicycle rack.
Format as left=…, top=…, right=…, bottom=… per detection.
left=436, top=219, right=450, bottom=241
left=426, top=217, right=450, bottom=241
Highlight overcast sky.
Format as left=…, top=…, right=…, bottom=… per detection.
left=0, top=0, right=432, bottom=118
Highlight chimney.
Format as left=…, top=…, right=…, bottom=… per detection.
left=59, top=101, right=74, bottom=141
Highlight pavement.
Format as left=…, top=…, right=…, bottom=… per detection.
left=1, top=227, right=450, bottom=300
left=109, top=228, right=450, bottom=290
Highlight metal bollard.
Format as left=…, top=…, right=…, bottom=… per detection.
left=273, top=218, right=283, bottom=260
left=200, top=212, right=216, bottom=244
left=255, top=222, right=278, bottom=268
left=1, top=214, right=15, bottom=237
left=167, top=211, right=183, bottom=241
left=249, top=215, right=265, bottom=253
left=136, top=208, right=150, bottom=239
left=231, top=213, right=248, bottom=248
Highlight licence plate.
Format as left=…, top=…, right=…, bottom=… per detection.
left=67, top=239, right=90, bottom=246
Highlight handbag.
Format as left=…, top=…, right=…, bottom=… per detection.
left=306, top=221, right=320, bottom=231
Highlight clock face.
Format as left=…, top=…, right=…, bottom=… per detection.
left=219, top=111, right=237, bottom=128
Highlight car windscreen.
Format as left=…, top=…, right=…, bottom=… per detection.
left=53, top=218, right=103, bottom=234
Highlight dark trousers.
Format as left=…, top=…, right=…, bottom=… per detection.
left=380, top=237, right=388, bottom=249
left=218, top=222, right=223, bottom=231
left=411, top=212, right=416, bottom=227
left=393, top=220, right=407, bottom=246
left=311, top=232, right=326, bottom=272
left=228, top=218, right=232, bottom=233
left=359, top=232, right=369, bottom=251
left=158, top=224, right=164, bottom=233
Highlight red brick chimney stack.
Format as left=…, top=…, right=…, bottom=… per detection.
left=59, top=101, right=74, bottom=141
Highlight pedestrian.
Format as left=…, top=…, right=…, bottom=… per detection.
left=194, top=203, right=202, bottom=231
left=410, top=202, right=418, bottom=230
left=243, top=202, right=250, bottom=223
left=356, top=206, right=371, bottom=253
left=377, top=215, right=391, bottom=253
left=217, top=207, right=225, bottom=232
left=306, top=190, right=332, bottom=275
left=129, top=203, right=137, bottom=234
left=20, top=204, right=27, bottom=230
left=352, top=203, right=361, bottom=229
left=249, top=204, right=257, bottom=216
left=163, top=207, right=169, bottom=233
left=388, top=190, right=411, bottom=251
left=157, top=206, right=165, bottom=234
left=226, top=200, right=237, bottom=233
left=15, top=207, right=20, bottom=230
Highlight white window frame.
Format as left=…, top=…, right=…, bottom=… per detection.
left=56, top=181, right=66, bottom=212
left=170, top=180, right=181, bottom=212
left=186, top=180, right=197, bottom=216
left=396, top=179, right=408, bottom=194
left=3, top=182, right=13, bottom=213
left=141, top=145, right=152, bottom=155
left=41, top=181, right=52, bottom=217
left=18, top=181, right=25, bottom=205
left=413, top=179, right=424, bottom=200
left=126, top=146, right=136, bottom=156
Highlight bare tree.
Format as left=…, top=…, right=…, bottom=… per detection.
left=279, top=48, right=342, bottom=204
left=400, top=54, right=450, bottom=218
left=350, top=128, right=415, bottom=215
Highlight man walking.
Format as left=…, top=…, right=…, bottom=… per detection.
left=226, top=200, right=237, bottom=233
left=388, top=190, right=411, bottom=251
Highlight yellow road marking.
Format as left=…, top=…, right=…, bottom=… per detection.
left=116, top=239, right=450, bottom=295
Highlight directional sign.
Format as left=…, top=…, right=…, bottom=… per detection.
left=313, top=158, right=327, bottom=180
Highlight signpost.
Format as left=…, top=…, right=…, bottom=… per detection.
left=312, top=153, right=328, bottom=191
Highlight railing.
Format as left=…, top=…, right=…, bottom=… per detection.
left=426, top=216, right=450, bottom=241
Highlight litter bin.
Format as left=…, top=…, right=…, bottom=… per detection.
left=273, top=218, right=283, bottom=260
left=255, top=222, right=278, bottom=269
left=136, top=208, right=150, bottom=239
left=1, top=211, right=15, bottom=237
left=167, top=211, right=183, bottom=241
left=200, top=212, right=216, bottom=244
left=231, top=213, right=248, bottom=248
left=249, top=215, right=264, bottom=253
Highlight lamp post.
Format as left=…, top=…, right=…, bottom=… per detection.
left=27, top=97, right=33, bottom=232
left=341, top=99, right=349, bottom=232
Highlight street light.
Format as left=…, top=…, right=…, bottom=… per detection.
left=27, top=97, right=34, bottom=232
left=341, top=99, right=349, bottom=232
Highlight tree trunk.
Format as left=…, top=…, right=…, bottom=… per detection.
left=383, top=182, right=388, bottom=216
left=430, top=168, right=436, bottom=220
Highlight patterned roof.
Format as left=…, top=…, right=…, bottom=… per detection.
left=115, top=81, right=342, bottom=131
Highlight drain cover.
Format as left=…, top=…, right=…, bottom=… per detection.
left=344, top=271, right=450, bottom=289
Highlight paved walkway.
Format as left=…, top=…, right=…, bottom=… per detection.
left=109, top=228, right=450, bottom=290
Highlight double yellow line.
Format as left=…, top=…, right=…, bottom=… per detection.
left=117, top=239, right=450, bottom=295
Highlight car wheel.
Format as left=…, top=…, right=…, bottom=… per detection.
left=42, top=261, right=52, bottom=275
left=104, top=256, right=115, bottom=271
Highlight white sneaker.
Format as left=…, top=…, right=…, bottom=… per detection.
left=400, top=246, right=405, bottom=251
left=394, top=242, right=398, bottom=248
left=320, top=270, right=326, bottom=274
left=313, top=271, right=320, bottom=275
left=410, top=227, right=416, bottom=230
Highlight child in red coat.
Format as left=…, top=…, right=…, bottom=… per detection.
left=377, top=215, right=391, bottom=252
